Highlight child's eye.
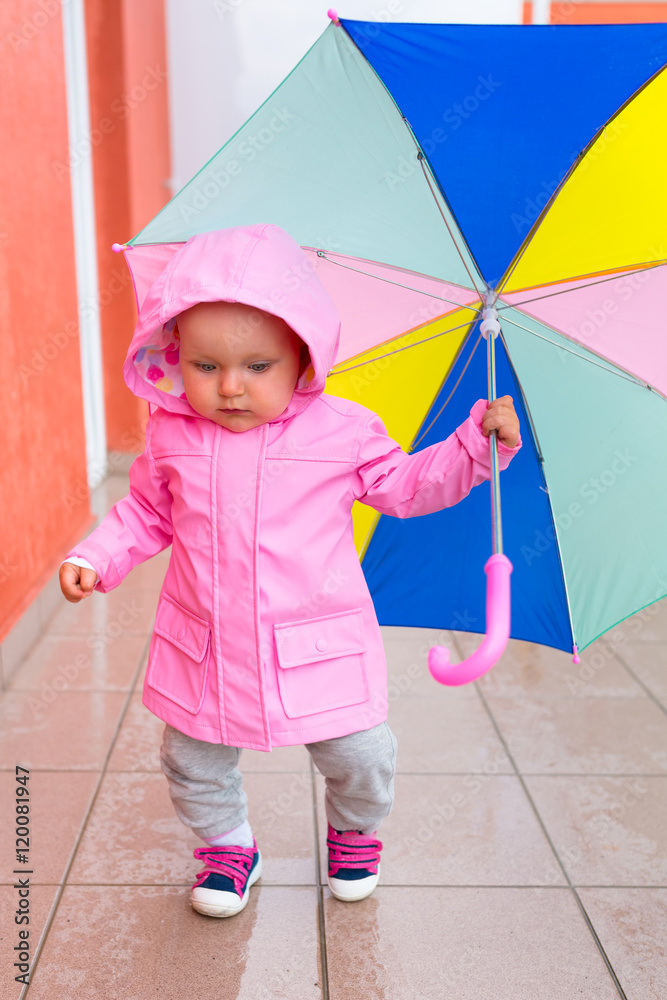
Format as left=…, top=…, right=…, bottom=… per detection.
left=248, top=363, right=270, bottom=373
left=196, top=363, right=216, bottom=372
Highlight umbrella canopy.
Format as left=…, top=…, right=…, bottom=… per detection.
left=117, top=17, right=667, bottom=659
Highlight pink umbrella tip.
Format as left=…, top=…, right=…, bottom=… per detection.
left=572, top=645, right=580, bottom=664
left=327, top=9, right=340, bottom=22
left=111, top=242, right=125, bottom=253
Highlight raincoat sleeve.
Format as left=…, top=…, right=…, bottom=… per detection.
left=353, top=399, right=521, bottom=518
left=65, top=421, right=173, bottom=592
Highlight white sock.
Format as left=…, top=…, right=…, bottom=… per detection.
left=204, top=819, right=254, bottom=849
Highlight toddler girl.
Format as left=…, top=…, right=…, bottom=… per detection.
left=60, top=224, right=521, bottom=917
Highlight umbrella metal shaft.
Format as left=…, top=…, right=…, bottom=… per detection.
left=482, top=301, right=503, bottom=556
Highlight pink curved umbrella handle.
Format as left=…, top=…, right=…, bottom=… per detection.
left=428, top=553, right=513, bottom=686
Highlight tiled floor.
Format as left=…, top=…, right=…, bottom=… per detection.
left=1, top=473, right=666, bottom=999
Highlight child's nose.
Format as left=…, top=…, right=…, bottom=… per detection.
left=217, top=370, right=244, bottom=397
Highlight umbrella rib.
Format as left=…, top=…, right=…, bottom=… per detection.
left=496, top=262, right=664, bottom=309
left=411, top=333, right=483, bottom=449
left=315, top=251, right=480, bottom=311
left=328, top=316, right=480, bottom=376
left=504, top=315, right=656, bottom=392
left=416, top=153, right=486, bottom=300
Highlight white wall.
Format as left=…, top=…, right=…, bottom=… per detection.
left=165, top=0, right=523, bottom=192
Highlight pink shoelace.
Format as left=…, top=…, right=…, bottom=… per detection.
left=193, top=843, right=256, bottom=896
left=327, top=825, right=383, bottom=876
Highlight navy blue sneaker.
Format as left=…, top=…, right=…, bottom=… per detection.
left=191, top=841, right=262, bottom=917
left=327, top=824, right=382, bottom=902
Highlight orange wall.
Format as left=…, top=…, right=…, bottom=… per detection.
left=524, top=1, right=667, bottom=21
left=0, top=2, right=91, bottom=637
left=0, top=1, right=171, bottom=640
left=85, top=0, right=170, bottom=452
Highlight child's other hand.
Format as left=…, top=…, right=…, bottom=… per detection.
left=482, top=395, right=520, bottom=449
left=60, top=562, right=97, bottom=603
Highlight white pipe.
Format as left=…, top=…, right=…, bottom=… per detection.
left=60, top=0, right=107, bottom=487
left=532, top=0, right=551, bottom=23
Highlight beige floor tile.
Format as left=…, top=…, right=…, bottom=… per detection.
left=89, top=471, right=131, bottom=513
left=607, top=599, right=667, bottom=643
left=382, top=626, right=478, bottom=699
left=579, top=888, right=667, bottom=1000
left=68, top=772, right=200, bottom=885
left=8, top=634, right=146, bottom=692
left=106, top=692, right=164, bottom=771
left=47, top=587, right=158, bottom=637
left=121, top=552, right=170, bottom=592
left=388, top=691, right=516, bottom=773
left=0, top=771, right=98, bottom=885
left=475, top=637, right=643, bottom=699
left=26, top=885, right=321, bottom=1000
left=316, top=773, right=565, bottom=887
left=69, top=771, right=316, bottom=886
left=484, top=695, right=667, bottom=774
left=614, top=643, right=667, bottom=710
left=0, top=691, right=127, bottom=770
left=324, top=887, right=618, bottom=1000
left=0, top=884, right=60, bottom=1000
left=525, top=776, right=667, bottom=886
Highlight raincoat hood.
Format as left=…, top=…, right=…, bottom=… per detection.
left=123, top=224, right=341, bottom=423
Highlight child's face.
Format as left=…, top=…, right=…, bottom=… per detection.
left=177, top=301, right=305, bottom=432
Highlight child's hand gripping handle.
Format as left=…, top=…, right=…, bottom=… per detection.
left=428, top=553, right=513, bottom=686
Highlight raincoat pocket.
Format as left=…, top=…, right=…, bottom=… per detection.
left=273, top=609, right=368, bottom=719
left=147, top=594, right=211, bottom=714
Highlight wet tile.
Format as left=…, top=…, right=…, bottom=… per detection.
left=484, top=695, right=667, bottom=774
left=70, top=771, right=316, bottom=886
left=475, top=637, right=643, bottom=699
left=0, top=771, right=97, bottom=884
left=0, top=883, right=60, bottom=999
left=525, top=776, right=667, bottom=886
left=608, top=599, right=667, bottom=643
left=615, top=643, right=667, bottom=710
left=579, top=888, right=667, bottom=1000
left=68, top=772, right=199, bottom=885
left=324, top=887, right=618, bottom=999
left=316, top=774, right=565, bottom=887
left=106, top=693, right=164, bottom=771
left=26, top=885, right=321, bottom=999
left=388, top=691, right=516, bottom=773
left=381, top=626, right=478, bottom=699
left=0, top=691, right=127, bottom=770
left=8, top=634, right=146, bottom=692
left=47, top=588, right=158, bottom=637
left=90, top=471, right=131, bottom=514
left=122, top=552, right=170, bottom=592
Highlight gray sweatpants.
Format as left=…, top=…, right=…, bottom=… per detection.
left=160, top=722, right=397, bottom=839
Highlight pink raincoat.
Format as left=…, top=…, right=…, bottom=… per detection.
left=68, top=225, right=521, bottom=751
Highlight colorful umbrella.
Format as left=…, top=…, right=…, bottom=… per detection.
left=113, top=15, right=667, bottom=676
